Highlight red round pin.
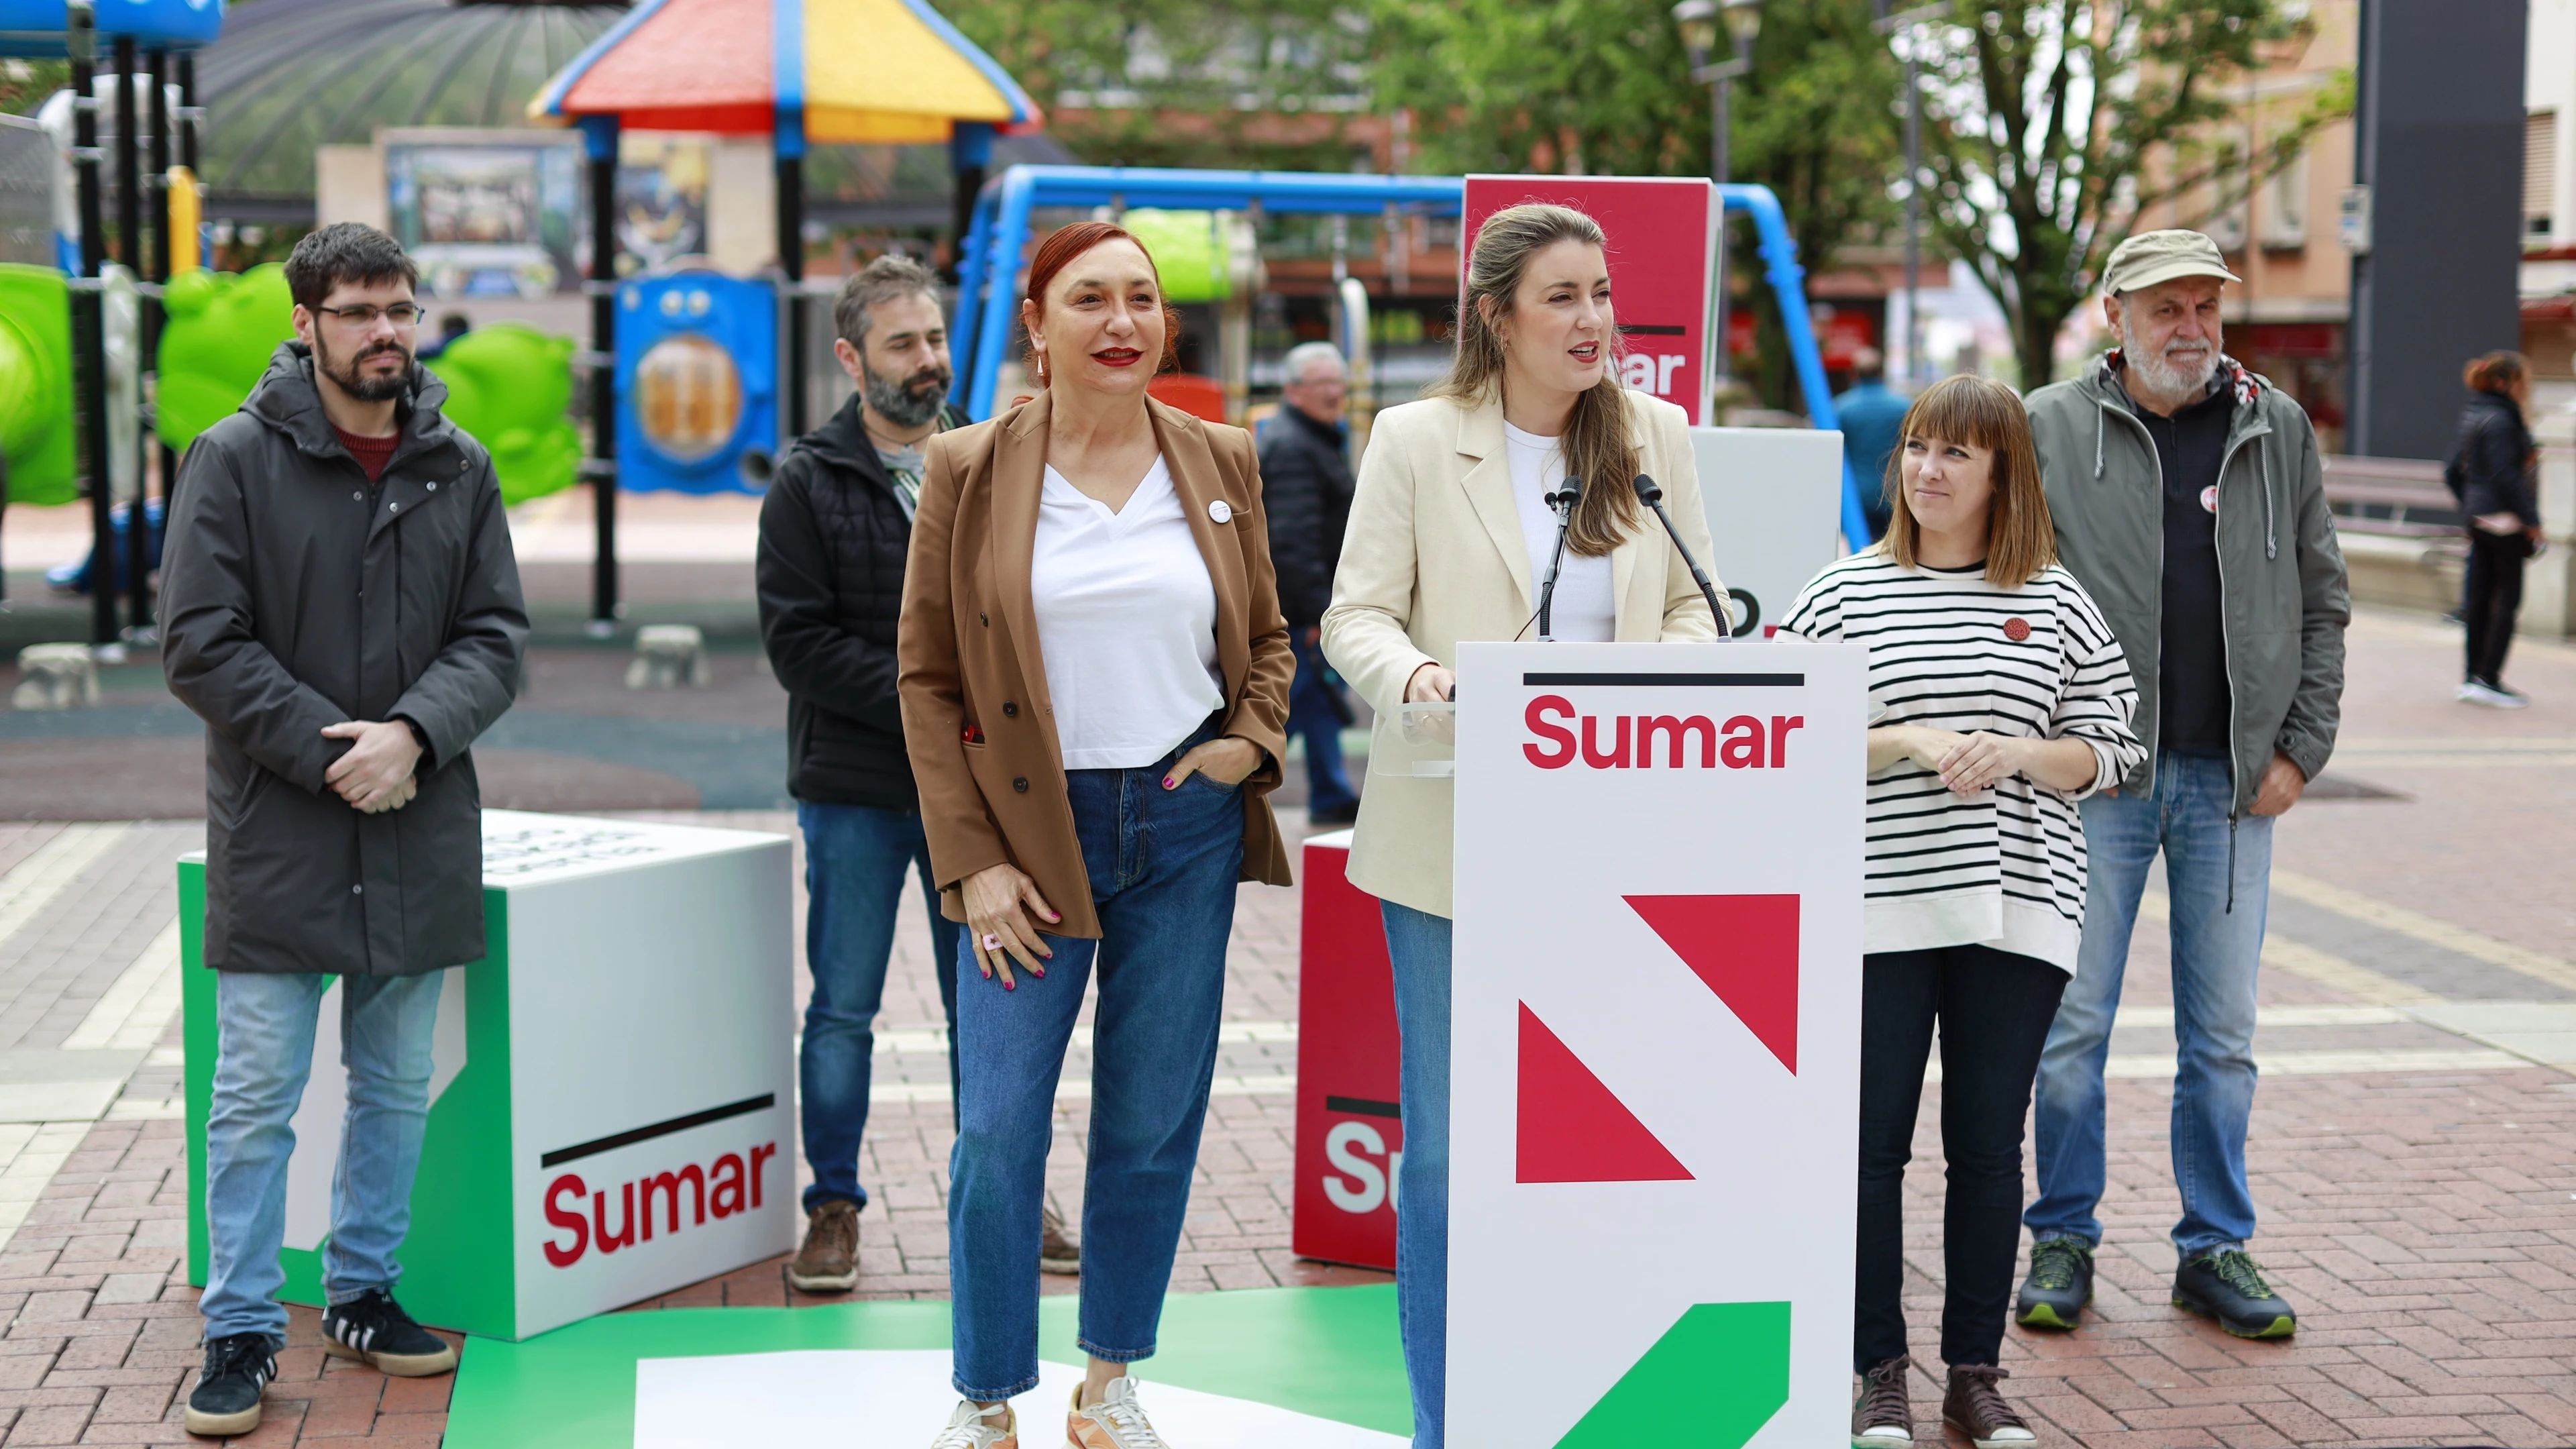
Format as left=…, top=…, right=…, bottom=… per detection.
left=2004, top=617, right=2032, bottom=642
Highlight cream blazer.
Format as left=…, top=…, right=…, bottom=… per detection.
left=1320, top=388, right=1724, bottom=917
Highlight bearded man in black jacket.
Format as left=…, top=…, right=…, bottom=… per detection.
left=755, top=256, right=1077, bottom=1292
left=1258, top=341, right=1361, bottom=825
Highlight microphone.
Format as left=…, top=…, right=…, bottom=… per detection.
left=1536, top=476, right=1582, bottom=642
left=1632, top=474, right=1734, bottom=639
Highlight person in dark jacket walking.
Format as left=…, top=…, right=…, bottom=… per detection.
left=1258, top=341, right=1360, bottom=825
left=2448, top=352, right=2544, bottom=708
left=158, top=225, right=526, bottom=1438
left=756, top=256, right=1075, bottom=1294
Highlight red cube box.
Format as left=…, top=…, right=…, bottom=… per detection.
left=1291, top=830, right=1402, bottom=1271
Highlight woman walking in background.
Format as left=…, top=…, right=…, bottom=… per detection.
left=1322, top=202, right=1723, bottom=1447
left=899, top=219, right=1294, bottom=1449
left=1778, top=376, right=2141, bottom=1449
left=2448, top=351, right=2544, bottom=708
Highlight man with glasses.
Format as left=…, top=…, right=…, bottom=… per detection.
left=160, top=223, right=526, bottom=1436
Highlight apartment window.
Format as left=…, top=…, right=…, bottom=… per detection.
left=2527, top=109, right=2557, bottom=245
left=2260, top=149, right=2308, bottom=248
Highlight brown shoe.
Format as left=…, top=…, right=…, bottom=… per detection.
left=789, top=1199, right=859, bottom=1291
left=1040, top=1202, right=1080, bottom=1275
left=1851, top=1354, right=1913, bottom=1446
left=1943, top=1364, right=2037, bottom=1448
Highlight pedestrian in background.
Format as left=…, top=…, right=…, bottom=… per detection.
left=2017, top=229, right=2348, bottom=1342
left=1258, top=340, right=1362, bottom=826
left=2447, top=350, right=2543, bottom=708
left=1323, top=203, right=1723, bottom=1449
left=1835, top=345, right=1911, bottom=541
left=1781, top=374, right=2142, bottom=1449
left=757, top=255, right=1077, bottom=1297
left=899, top=219, right=1293, bottom=1449
left=160, top=223, right=527, bottom=1438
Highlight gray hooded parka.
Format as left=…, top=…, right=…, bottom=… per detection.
left=160, top=341, right=527, bottom=975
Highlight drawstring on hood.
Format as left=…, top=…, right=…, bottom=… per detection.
left=2260, top=446, right=2277, bottom=561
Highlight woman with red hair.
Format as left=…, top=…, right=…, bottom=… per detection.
left=898, top=221, right=1295, bottom=1448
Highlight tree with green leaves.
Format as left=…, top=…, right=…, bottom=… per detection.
left=1907, top=0, right=2350, bottom=385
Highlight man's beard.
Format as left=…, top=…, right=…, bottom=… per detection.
left=862, top=358, right=952, bottom=430
left=315, top=331, right=413, bottom=403
left=2119, top=317, right=2217, bottom=400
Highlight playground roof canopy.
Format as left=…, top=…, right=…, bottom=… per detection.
left=0, top=0, right=225, bottom=56
left=532, top=0, right=1040, bottom=149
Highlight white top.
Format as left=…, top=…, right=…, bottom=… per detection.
left=1503, top=421, right=1615, bottom=642
left=1031, top=456, right=1225, bottom=769
left=1778, top=553, right=2145, bottom=973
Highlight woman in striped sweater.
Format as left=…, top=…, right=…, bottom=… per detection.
left=1780, top=375, right=2143, bottom=1449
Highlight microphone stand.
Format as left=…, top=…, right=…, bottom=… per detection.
left=1536, top=476, right=1582, bottom=641
left=1631, top=473, right=1733, bottom=639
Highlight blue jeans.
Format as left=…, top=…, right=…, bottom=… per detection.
left=1287, top=633, right=1358, bottom=816
left=201, top=969, right=445, bottom=1344
left=947, top=733, right=1245, bottom=1401
left=1380, top=900, right=1451, bottom=1449
left=2027, top=751, right=2271, bottom=1256
left=798, top=802, right=963, bottom=1212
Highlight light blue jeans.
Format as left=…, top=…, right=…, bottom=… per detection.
left=947, top=728, right=1244, bottom=1401
left=201, top=969, right=445, bottom=1344
left=2027, top=751, right=2271, bottom=1256
left=1381, top=900, right=1451, bottom=1449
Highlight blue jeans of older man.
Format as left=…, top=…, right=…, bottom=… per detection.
left=2026, top=751, right=2271, bottom=1256
left=797, top=802, right=963, bottom=1214
left=1287, top=633, right=1358, bottom=818
left=199, top=969, right=445, bottom=1344
left=945, top=728, right=1244, bottom=1402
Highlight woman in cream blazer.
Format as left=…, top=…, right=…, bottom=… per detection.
left=1318, top=203, right=1721, bottom=1448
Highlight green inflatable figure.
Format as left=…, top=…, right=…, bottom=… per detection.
left=0, top=264, right=76, bottom=507
left=430, top=323, right=580, bottom=506
left=156, top=264, right=295, bottom=453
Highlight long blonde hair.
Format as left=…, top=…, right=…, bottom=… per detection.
left=1429, top=203, right=1642, bottom=557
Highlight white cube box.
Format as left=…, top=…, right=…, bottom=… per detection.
left=183, top=811, right=796, bottom=1341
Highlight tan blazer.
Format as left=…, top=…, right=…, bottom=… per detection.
left=898, top=392, right=1296, bottom=938
left=1320, top=388, right=1724, bottom=917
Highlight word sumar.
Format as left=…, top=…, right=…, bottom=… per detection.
left=1524, top=696, right=1805, bottom=770
left=543, top=1140, right=778, bottom=1268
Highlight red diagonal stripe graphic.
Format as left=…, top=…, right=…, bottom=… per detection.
left=1625, top=895, right=1800, bottom=1074
left=1515, top=1004, right=1693, bottom=1184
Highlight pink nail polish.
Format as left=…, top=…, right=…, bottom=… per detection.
left=1032, top=967, right=1046, bottom=978
left=1163, top=776, right=1175, bottom=788
left=1004, top=979, right=1016, bottom=991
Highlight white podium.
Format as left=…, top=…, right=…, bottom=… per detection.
left=1449, top=641, right=1865, bottom=1446
left=184, top=811, right=796, bottom=1341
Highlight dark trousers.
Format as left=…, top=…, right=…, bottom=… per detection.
left=2465, top=530, right=2528, bottom=688
left=1855, top=943, right=2067, bottom=1372
left=1286, top=633, right=1358, bottom=815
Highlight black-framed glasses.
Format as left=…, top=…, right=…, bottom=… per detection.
left=313, top=302, right=424, bottom=329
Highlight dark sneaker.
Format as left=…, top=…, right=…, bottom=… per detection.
left=1851, top=1354, right=1913, bottom=1446
left=790, top=1199, right=861, bottom=1292
left=322, top=1287, right=459, bottom=1376
left=2015, top=1237, right=2094, bottom=1330
left=2173, top=1246, right=2297, bottom=1338
left=1943, top=1364, right=2037, bottom=1448
left=1040, top=1202, right=1081, bottom=1275
left=184, top=1332, right=276, bottom=1437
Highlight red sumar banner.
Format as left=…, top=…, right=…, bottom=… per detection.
left=1462, top=176, right=1721, bottom=425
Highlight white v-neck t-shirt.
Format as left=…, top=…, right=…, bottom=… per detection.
left=1503, top=421, right=1615, bottom=641
left=1030, top=455, right=1225, bottom=769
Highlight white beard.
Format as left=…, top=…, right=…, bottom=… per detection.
left=2121, top=323, right=2218, bottom=400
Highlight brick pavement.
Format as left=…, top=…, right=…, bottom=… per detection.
left=0, top=609, right=2572, bottom=1444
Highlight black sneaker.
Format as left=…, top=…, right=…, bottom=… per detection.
left=184, top=1332, right=276, bottom=1438
left=322, top=1287, right=460, bottom=1376
left=2015, top=1237, right=2093, bottom=1330
left=2173, top=1246, right=2297, bottom=1339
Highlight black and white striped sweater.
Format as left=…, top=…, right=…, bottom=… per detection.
left=1779, top=552, right=2145, bottom=972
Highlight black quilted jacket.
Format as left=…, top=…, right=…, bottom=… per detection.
left=756, top=394, right=968, bottom=810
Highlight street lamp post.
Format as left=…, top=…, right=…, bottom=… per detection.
left=1673, top=0, right=1760, bottom=382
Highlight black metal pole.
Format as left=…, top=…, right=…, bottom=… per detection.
left=176, top=52, right=197, bottom=175
left=122, top=44, right=162, bottom=641
left=777, top=152, right=806, bottom=436
left=72, top=8, right=115, bottom=645
left=586, top=121, right=619, bottom=633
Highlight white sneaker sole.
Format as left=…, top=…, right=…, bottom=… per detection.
left=788, top=1266, right=859, bottom=1291
left=182, top=1400, right=262, bottom=1436
left=324, top=1336, right=459, bottom=1377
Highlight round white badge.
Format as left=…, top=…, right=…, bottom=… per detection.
left=2199, top=484, right=2219, bottom=515
left=1208, top=498, right=1234, bottom=525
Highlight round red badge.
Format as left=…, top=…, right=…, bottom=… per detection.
left=2004, top=617, right=2032, bottom=642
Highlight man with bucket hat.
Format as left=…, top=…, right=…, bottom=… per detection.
left=2013, top=229, right=2349, bottom=1340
